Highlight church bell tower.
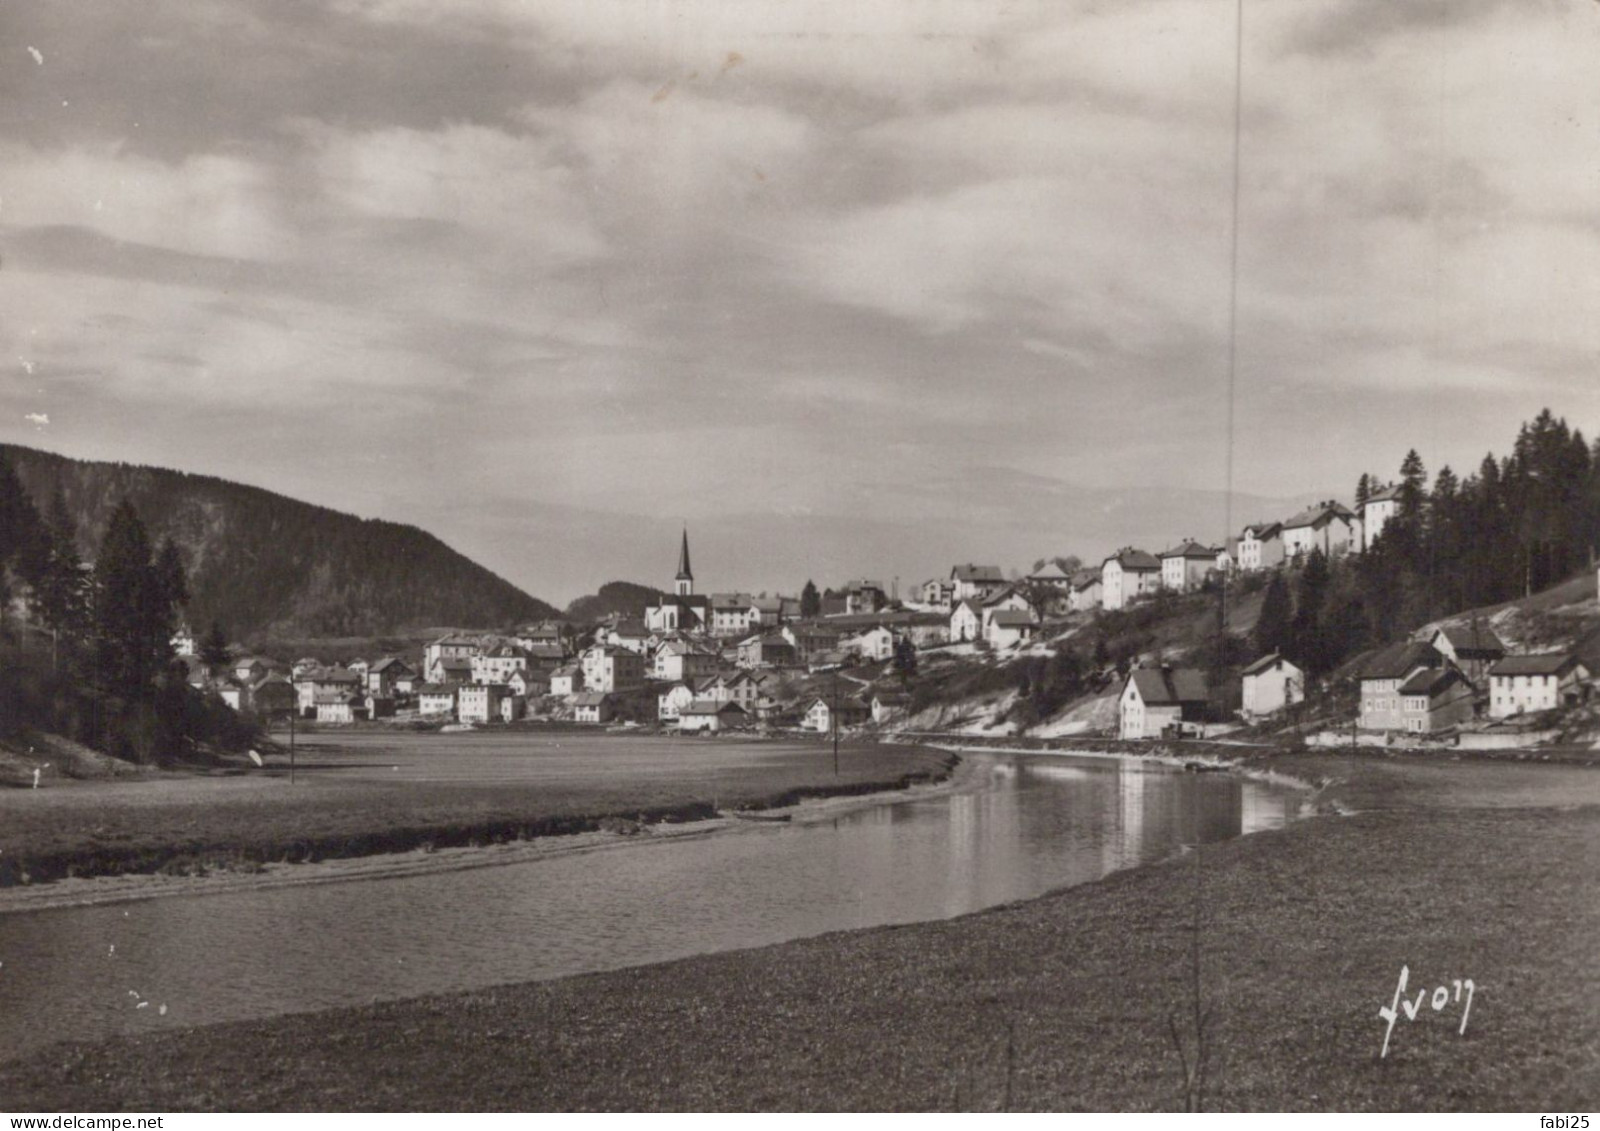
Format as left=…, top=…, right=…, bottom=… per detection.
left=674, top=528, right=694, bottom=597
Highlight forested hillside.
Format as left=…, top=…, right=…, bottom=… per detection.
left=0, top=445, right=558, bottom=639
left=563, top=581, right=659, bottom=624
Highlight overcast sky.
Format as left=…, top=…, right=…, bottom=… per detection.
left=3, top=1, right=1598, bottom=603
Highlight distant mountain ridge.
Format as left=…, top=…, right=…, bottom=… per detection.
left=563, top=580, right=659, bottom=624
left=1, top=445, right=559, bottom=641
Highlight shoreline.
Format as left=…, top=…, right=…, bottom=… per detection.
left=0, top=752, right=986, bottom=914
left=0, top=739, right=958, bottom=890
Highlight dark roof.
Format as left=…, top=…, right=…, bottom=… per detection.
left=1356, top=641, right=1442, bottom=681
left=951, top=564, right=1005, bottom=583
left=682, top=699, right=745, bottom=716
left=415, top=683, right=457, bottom=695
left=1281, top=501, right=1357, bottom=531
left=1241, top=522, right=1283, bottom=540
left=1366, top=483, right=1403, bottom=503
left=1398, top=667, right=1470, bottom=697
left=1488, top=653, right=1586, bottom=677
left=990, top=610, right=1037, bottom=628
left=1433, top=624, right=1507, bottom=656
left=572, top=691, right=612, bottom=707
left=1159, top=540, right=1220, bottom=560
left=1241, top=652, right=1296, bottom=677
left=370, top=657, right=413, bottom=673
left=1106, top=549, right=1160, bottom=571
left=1071, top=570, right=1101, bottom=591
left=1028, top=562, right=1072, bottom=581
left=1127, top=668, right=1209, bottom=705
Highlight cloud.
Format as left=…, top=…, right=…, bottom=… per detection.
left=1285, top=0, right=1561, bottom=58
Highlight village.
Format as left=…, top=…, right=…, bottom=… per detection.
left=184, top=483, right=1599, bottom=750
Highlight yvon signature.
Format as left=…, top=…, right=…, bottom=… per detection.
left=1378, top=965, right=1475, bottom=1058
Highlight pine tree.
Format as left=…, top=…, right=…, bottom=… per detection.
left=93, top=501, right=176, bottom=703
left=1354, top=473, right=1371, bottom=510
left=1291, top=549, right=1332, bottom=677
left=800, top=579, right=820, bottom=618
left=199, top=619, right=231, bottom=669
left=35, top=488, right=87, bottom=664
left=1252, top=571, right=1292, bottom=659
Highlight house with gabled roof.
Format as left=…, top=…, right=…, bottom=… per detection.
left=1101, top=549, right=1161, bottom=611
left=1240, top=653, right=1303, bottom=718
left=366, top=657, right=416, bottom=697
left=804, top=695, right=870, bottom=733
left=920, top=577, right=955, bottom=607
left=1069, top=570, right=1103, bottom=612
left=1356, top=641, right=1444, bottom=730
left=950, top=564, right=1008, bottom=603
left=1237, top=522, right=1284, bottom=572
left=1398, top=667, right=1476, bottom=733
left=1487, top=653, right=1591, bottom=719
left=423, top=633, right=480, bottom=684
left=1159, top=540, right=1220, bottom=593
left=678, top=699, right=747, bottom=734
left=950, top=599, right=983, bottom=643
left=416, top=684, right=458, bottom=719
left=657, top=681, right=697, bottom=721
left=986, top=609, right=1038, bottom=650
left=736, top=632, right=796, bottom=670
left=1119, top=667, right=1210, bottom=739
left=1281, top=501, right=1358, bottom=560
left=549, top=665, right=583, bottom=697
left=1427, top=624, right=1507, bottom=687
left=571, top=691, right=615, bottom=725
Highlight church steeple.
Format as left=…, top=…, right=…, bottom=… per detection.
left=674, top=527, right=693, bottom=596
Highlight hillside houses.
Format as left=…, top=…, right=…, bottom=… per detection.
left=1280, top=501, right=1358, bottom=560
left=1101, top=549, right=1161, bottom=611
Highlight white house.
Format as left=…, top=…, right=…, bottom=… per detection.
left=871, top=691, right=909, bottom=724
left=507, top=668, right=547, bottom=699
left=422, top=634, right=479, bottom=684
left=549, top=666, right=583, bottom=697
left=583, top=647, right=644, bottom=693
left=920, top=578, right=955, bottom=607
left=803, top=696, right=870, bottom=733
left=654, top=639, right=719, bottom=682
left=458, top=683, right=508, bottom=724
left=314, top=693, right=362, bottom=724
left=1487, top=653, right=1591, bottom=719
left=846, top=625, right=897, bottom=662
left=170, top=625, right=197, bottom=658
left=1240, top=653, right=1304, bottom=718
left=1281, top=502, right=1358, bottom=560
left=657, top=681, right=697, bottom=721
left=985, top=609, right=1037, bottom=650
left=416, top=684, right=457, bottom=719
left=1362, top=483, right=1402, bottom=551
left=1118, top=668, right=1209, bottom=739
left=1069, top=571, right=1103, bottom=612
left=471, top=646, right=528, bottom=685
left=678, top=699, right=746, bottom=733
left=1427, top=624, right=1507, bottom=688
left=571, top=691, right=615, bottom=725
left=644, top=530, right=710, bottom=633
left=950, top=564, right=1008, bottom=603
left=1237, top=523, right=1285, bottom=572
left=1101, top=549, right=1162, bottom=611
left=1159, top=541, right=1218, bottom=592
left=950, top=600, right=983, bottom=643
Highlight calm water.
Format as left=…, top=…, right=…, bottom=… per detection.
left=0, top=753, right=1304, bottom=1060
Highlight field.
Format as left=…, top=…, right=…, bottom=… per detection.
left=5, top=751, right=1594, bottom=1110
left=0, top=729, right=954, bottom=883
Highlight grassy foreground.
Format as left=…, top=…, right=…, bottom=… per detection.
left=2, top=752, right=1597, bottom=1111
left=0, top=732, right=954, bottom=884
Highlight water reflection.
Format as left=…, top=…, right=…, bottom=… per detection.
left=0, top=753, right=1301, bottom=1060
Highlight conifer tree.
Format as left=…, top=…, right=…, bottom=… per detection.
left=800, top=579, right=820, bottom=618
left=1252, top=570, right=1292, bottom=659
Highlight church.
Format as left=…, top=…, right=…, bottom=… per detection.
left=644, top=529, right=710, bottom=633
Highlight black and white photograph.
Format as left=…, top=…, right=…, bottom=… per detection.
left=0, top=0, right=1597, bottom=1114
